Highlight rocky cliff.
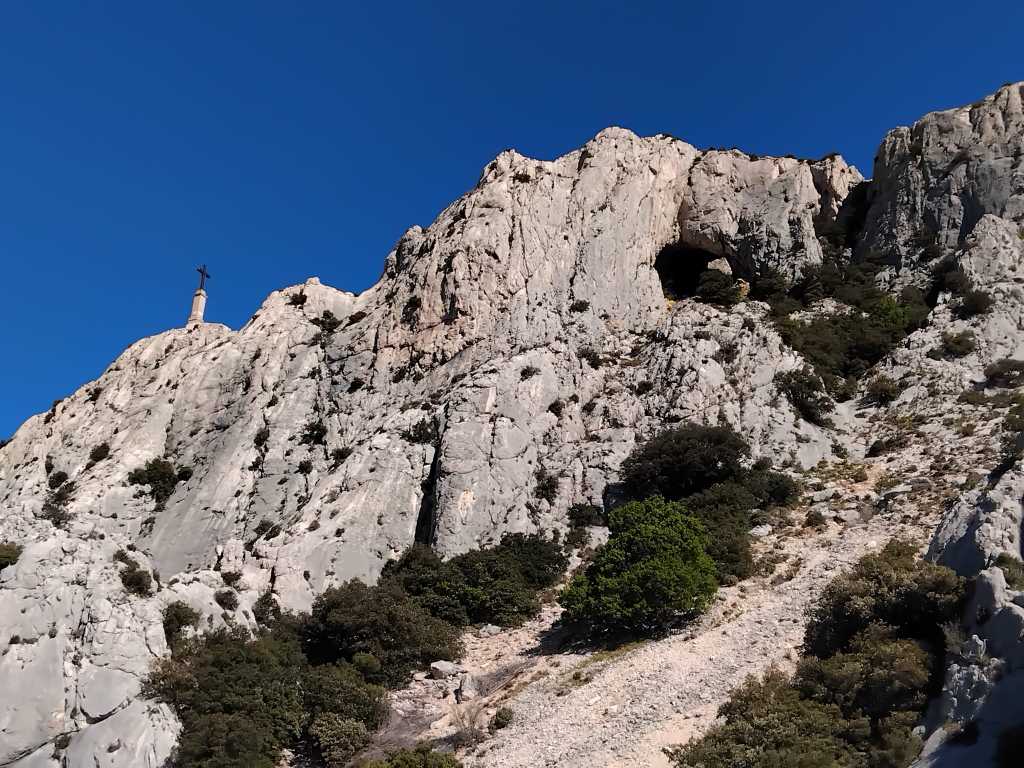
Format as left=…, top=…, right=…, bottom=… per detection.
left=1, top=83, right=1023, bottom=768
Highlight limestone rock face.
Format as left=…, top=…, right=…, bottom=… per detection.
left=0, top=84, right=1021, bottom=766
left=0, top=128, right=857, bottom=766
left=859, top=82, right=1024, bottom=288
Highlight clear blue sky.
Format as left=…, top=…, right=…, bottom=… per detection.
left=1, top=1, right=1021, bottom=437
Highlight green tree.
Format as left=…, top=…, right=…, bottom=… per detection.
left=560, top=497, right=717, bottom=633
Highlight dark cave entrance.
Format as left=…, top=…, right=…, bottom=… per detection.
left=654, top=243, right=725, bottom=300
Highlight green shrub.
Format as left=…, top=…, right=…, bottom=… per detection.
left=956, top=289, right=994, bottom=319
left=774, top=368, right=835, bottom=426
left=569, top=300, right=590, bottom=313
left=145, top=627, right=308, bottom=768
left=298, top=459, right=313, bottom=475
left=221, top=570, right=242, bottom=587
left=534, top=469, right=559, bottom=503
left=47, top=470, right=68, bottom=490
left=364, top=744, right=462, bottom=768
left=303, top=662, right=388, bottom=730
left=560, top=496, right=718, bottom=634
left=120, top=560, right=153, bottom=597
left=929, top=330, right=976, bottom=360
left=88, top=443, right=110, bottom=466
left=695, top=270, right=741, bottom=307
left=761, top=257, right=929, bottom=397
left=303, top=581, right=462, bottom=686
left=309, top=714, right=370, bottom=767
left=380, top=533, right=566, bottom=628
left=490, top=706, right=514, bottom=731
left=162, top=601, right=200, bottom=648
left=520, top=365, right=541, bottom=380
left=803, top=539, right=963, bottom=658
left=568, top=504, right=606, bottom=527
left=865, top=375, right=901, bottom=405
left=288, top=291, right=307, bottom=307
left=621, top=424, right=748, bottom=501
left=986, top=359, right=1024, bottom=388
left=128, top=458, right=181, bottom=509
left=0, top=542, right=23, bottom=570
left=252, top=591, right=281, bottom=626
left=254, top=427, right=270, bottom=448
left=619, top=425, right=795, bottom=583
left=300, top=421, right=327, bottom=445
left=214, top=589, right=239, bottom=611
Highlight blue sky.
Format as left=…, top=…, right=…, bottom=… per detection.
left=1, top=1, right=1021, bottom=437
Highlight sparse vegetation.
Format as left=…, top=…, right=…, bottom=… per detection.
left=162, top=601, right=200, bottom=649
left=986, top=359, right=1024, bottom=388
left=865, top=374, right=901, bottom=405
left=569, top=300, right=590, bottom=313
left=118, top=555, right=153, bottom=597
left=520, top=365, right=541, bottom=380
left=754, top=257, right=929, bottom=399
left=214, top=589, right=239, bottom=611
left=128, top=458, right=183, bottom=509
left=87, top=442, right=110, bottom=467
left=669, top=540, right=964, bottom=768
left=928, top=330, right=976, bottom=360
left=774, top=368, right=834, bottom=426
left=0, top=542, right=23, bottom=570
left=300, top=420, right=328, bottom=445
left=534, top=469, right=559, bottom=503
left=956, top=289, right=994, bottom=319
left=402, top=418, right=437, bottom=445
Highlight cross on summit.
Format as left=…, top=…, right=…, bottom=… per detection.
left=187, top=264, right=211, bottom=327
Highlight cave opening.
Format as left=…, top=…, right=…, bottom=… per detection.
left=654, top=243, right=725, bottom=300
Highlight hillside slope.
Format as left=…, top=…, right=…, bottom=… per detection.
left=1, top=83, right=1023, bottom=768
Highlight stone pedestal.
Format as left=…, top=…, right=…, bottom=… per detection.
left=187, top=289, right=207, bottom=326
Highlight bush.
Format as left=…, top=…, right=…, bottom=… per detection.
left=288, top=291, right=307, bottom=307
left=568, top=503, right=606, bottom=528
left=252, top=591, right=281, bottom=626
left=402, top=418, right=437, bottom=445
left=303, top=581, right=462, bottom=686
left=88, top=442, right=110, bottom=466
left=569, top=300, right=590, bottom=313
left=214, top=589, right=239, bottom=611
left=145, top=627, right=308, bottom=768
left=490, top=706, right=514, bottom=731
left=162, top=601, right=200, bottom=648
left=986, top=359, right=1024, bottom=388
left=695, top=270, right=741, bottom=307
left=621, top=424, right=748, bottom=501
left=560, top=496, right=718, bottom=633
left=0, top=542, right=23, bottom=570
left=929, top=330, right=976, bottom=360
left=534, top=469, right=559, bottom=503
left=128, top=458, right=181, bottom=509
left=803, top=539, right=963, bottom=658
left=774, top=368, right=835, bottom=426
left=380, top=533, right=567, bottom=628
left=956, top=289, right=994, bottom=319
left=303, top=662, right=388, bottom=730
left=865, top=375, right=901, bottom=406
left=520, top=365, right=540, bottom=380
left=764, top=257, right=929, bottom=396
left=310, top=714, right=370, bottom=768
left=221, top=570, right=242, bottom=587
left=364, top=745, right=462, bottom=768
left=671, top=544, right=964, bottom=768
left=120, top=561, right=153, bottom=597
left=48, top=470, right=68, bottom=490
left=300, top=421, right=327, bottom=446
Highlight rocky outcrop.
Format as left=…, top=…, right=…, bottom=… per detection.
left=858, top=82, right=1024, bottom=288
left=1, top=82, right=1022, bottom=767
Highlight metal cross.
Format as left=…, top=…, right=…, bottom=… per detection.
left=196, top=264, right=211, bottom=291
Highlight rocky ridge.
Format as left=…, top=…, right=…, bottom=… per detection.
left=0, top=83, right=1023, bottom=767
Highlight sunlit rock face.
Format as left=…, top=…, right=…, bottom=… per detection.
left=3, top=84, right=1022, bottom=767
